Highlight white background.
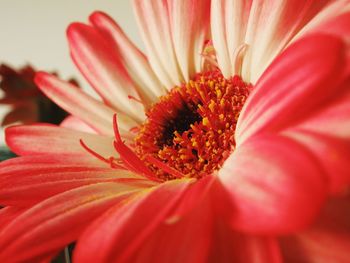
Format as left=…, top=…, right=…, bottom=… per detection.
left=0, top=1, right=142, bottom=145
left=0, top=0, right=142, bottom=84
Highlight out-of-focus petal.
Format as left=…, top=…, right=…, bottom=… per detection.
left=209, top=222, right=282, bottom=263
left=292, top=0, right=350, bottom=44
left=219, top=135, right=326, bottom=234
left=132, top=0, right=182, bottom=88
left=89, top=11, right=166, bottom=104
left=5, top=124, right=115, bottom=156
left=310, top=11, right=350, bottom=45
left=0, top=183, right=136, bottom=262
left=280, top=194, right=350, bottom=263
left=237, top=34, right=346, bottom=144
left=67, top=23, right=145, bottom=122
left=284, top=129, right=350, bottom=195
left=1, top=104, right=38, bottom=126
left=35, top=72, right=137, bottom=136
left=73, top=179, right=193, bottom=263
left=293, top=81, right=350, bottom=140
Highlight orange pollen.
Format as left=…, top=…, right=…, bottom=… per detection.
left=134, top=69, right=252, bottom=181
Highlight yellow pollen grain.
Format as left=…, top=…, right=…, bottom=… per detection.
left=216, top=89, right=222, bottom=99
left=209, top=80, right=214, bottom=89
left=209, top=100, right=216, bottom=112
left=202, top=117, right=209, bottom=126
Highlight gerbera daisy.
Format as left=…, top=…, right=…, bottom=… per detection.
left=1, top=0, right=350, bottom=262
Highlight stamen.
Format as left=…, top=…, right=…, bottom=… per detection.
left=135, top=70, right=252, bottom=180
left=233, top=43, right=248, bottom=76
left=79, top=139, right=124, bottom=169
left=128, top=95, right=144, bottom=105
left=201, top=55, right=219, bottom=68
left=113, top=114, right=161, bottom=182
left=145, top=155, right=185, bottom=179
left=201, top=39, right=219, bottom=69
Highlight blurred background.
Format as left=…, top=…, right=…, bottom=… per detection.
left=0, top=0, right=142, bottom=144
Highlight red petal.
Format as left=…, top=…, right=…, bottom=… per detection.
left=219, top=134, right=327, bottom=234
left=294, top=81, right=350, bottom=140
left=0, top=183, right=135, bottom=262
left=285, top=129, right=350, bottom=195
left=130, top=190, right=213, bottom=263
left=312, top=11, right=350, bottom=40
left=5, top=124, right=115, bottom=156
left=0, top=207, right=25, bottom=229
left=209, top=221, right=282, bottom=263
left=280, top=194, right=350, bottom=263
left=73, top=179, right=193, bottom=262
left=294, top=1, right=350, bottom=42
left=0, top=155, right=149, bottom=206
left=237, top=34, right=347, bottom=144
left=166, top=174, right=215, bottom=220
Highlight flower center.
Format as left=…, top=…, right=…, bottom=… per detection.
left=134, top=69, right=252, bottom=180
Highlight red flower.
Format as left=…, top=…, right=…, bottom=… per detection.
left=1, top=1, right=350, bottom=262
left=0, top=64, right=72, bottom=126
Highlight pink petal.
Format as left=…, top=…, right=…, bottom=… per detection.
left=169, top=0, right=211, bottom=81
left=132, top=0, right=183, bottom=88
left=0, top=155, right=150, bottom=206
left=67, top=23, right=144, bottom=122
left=0, top=183, right=136, bottom=262
left=35, top=72, right=135, bottom=136
left=310, top=11, right=350, bottom=42
left=284, top=129, right=350, bottom=195
left=219, top=134, right=327, bottom=234
left=89, top=11, right=166, bottom=104
left=130, top=191, right=213, bottom=263
left=280, top=194, right=350, bottom=263
left=293, top=80, right=350, bottom=140
left=5, top=124, right=115, bottom=156
left=60, top=115, right=97, bottom=134
left=237, top=34, right=346, bottom=144
left=292, top=0, right=350, bottom=43
left=73, top=179, right=193, bottom=262
left=166, top=174, right=215, bottom=220
left=209, top=222, right=282, bottom=263
left=0, top=207, right=25, bottom=229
